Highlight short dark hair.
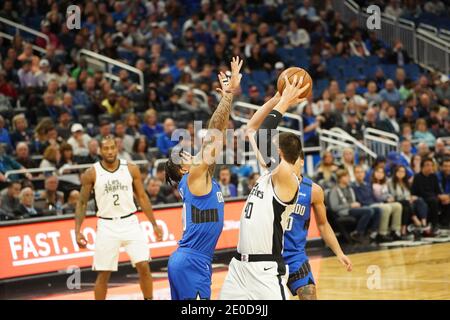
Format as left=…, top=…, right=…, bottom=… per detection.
left=164, top=157, right=183, bottom=186
left=278, top=132, right=303, bottom=164
left=420, top=157, right=433, bottom=168
left=219, top=166, right=230, bottom=173
left=99, top=135, right=116, bottom=148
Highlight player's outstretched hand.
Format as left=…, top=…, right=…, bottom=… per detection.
left=76, top=232, right=87, bottom=249
left=338, top=254, right=353, bottom=272
left=154, top=224, right=163, bottom=242
left=280, top=75, right=310, bottom=107
left=216, top=56, right=243, bottom=95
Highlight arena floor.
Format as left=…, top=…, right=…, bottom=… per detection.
left=3, top=242, right=448, bottom=300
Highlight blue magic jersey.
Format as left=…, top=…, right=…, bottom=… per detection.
left=177, top=173, right=225, bottom=257
left=283, top=176, right=313, bottom=271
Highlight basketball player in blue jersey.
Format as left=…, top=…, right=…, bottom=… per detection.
left=246, top=78, right=353, bottom=300
left=164, top=57, right=243, bottom=300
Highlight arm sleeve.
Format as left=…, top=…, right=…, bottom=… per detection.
left=256, top=110, right=284, bottom=168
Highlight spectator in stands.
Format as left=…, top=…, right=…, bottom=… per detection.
left=344, top=110, right=363, bottom=141
left=131, top=136, right=151, bottom=162
left=400, top=139, right=414, bottom=164
left=0, top=144, right=31, bottom=185
left=329, top=169, right=379, bottom=243
left=287, top=19, right=310, bottom=48
left=18, top=59, right=38, bottom=88
left=141, top=109, right=163, bottom=146
left=297, top=0, right=318, bottom=22
left=434, top=139, right=450, bottom=165
left=124, top=113, right=142, bottom=138
left=435, top=75, right=449, bottom=107
left=377, top=105, right=401, bottom=136
left=384, top=0, right=404, bottom=18
left=389, top=165, right=429, bottom=236
left=96, top=120, right=112, bottom=142
left=345, top=83, right=367, bottom=110
left=62, top=190, right=79, bottom=214
left=79, top=139, right=100, bottom=164
left=315, top=151, right=339, bottom=190
left=101, top=90, right=121, bottom=117
left=414, top=118, right=436, bottom=147
left=145, top=178, right=166, bottom=205
left=55, top=110, right=72, bottom=141
left=15, top=142, right=36, bottom=169
left=387, top=40, right=410, bottom=66
left=58, top=142, right=78, bottom=169
left=10, top=114, right=32, bottom=148
left=371, top=167, right=403, bottom=240
left=36, top=59, right=52, bottom=87
left=0, top=181, right=21, bottom=216
left=349, top=31, right=370, bottom=57
left=302, top=103, right=319, bottom=147
left=0, top=115, right=12, bottom=150
left=339, top=148, right=356, bottom=182
left=18, top=43, right=40, bottom=73
left=423, top=0, right=446, bottom=16
left=436, top=157, right=450, bottom=195
left=67, top=123, right=91, bottom=157
left=0, top=70, right=17, bottom=100
left=66, top=78, right=91, bottom=111
left=412, top=158, right=450, bottom=230
left=115, top=137, right=132, bottom=162
left=364, top=81, right=383, bottom=106
left=114, top=120, right=134, bottom=154
left=379, top=80, right=402, bottom=107
left=14, top=187, right=38, bottom=218
left=35, top=175, right=64, bottom=216
left=40, top=145, right=60, bottom=169
left=218, top=166, right=237, bottom=198
left=0, top=0, right=19, bottom=22
left=156, top=118, right=177, bottom=157
left=363, top=108, right=379, bottom=130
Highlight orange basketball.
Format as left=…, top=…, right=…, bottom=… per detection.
left=277, top=67, right=313, bottom=99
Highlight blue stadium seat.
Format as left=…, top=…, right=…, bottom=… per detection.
left=404, top=64, right=421, bottom=81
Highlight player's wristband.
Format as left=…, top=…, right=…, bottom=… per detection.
left=260, top=110, right=283, bottom=130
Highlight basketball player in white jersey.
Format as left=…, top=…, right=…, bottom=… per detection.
left=75, top=136, right=163, bottom=300
left=219, top=76, right=310, bottom=300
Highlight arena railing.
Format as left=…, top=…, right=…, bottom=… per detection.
left=4, top=167, right=56, bottom=180
left=363, top=128, right=399, bottom=158
left=4, top=160, right=149, bottom=181
left=318, top=128, right=378, bottom=165
left=329, top=127, right=377, bottom=160
left=78, top=49, right=145, bottom=92
left=332, top=0, right=450, bottom=74
left=0, top=16, right=49, bottom=50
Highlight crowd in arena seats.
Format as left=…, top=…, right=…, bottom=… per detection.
left=0, top=0, right=449, bottom=241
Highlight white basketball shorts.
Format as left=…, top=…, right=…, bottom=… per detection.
left=219, top=257, right=289, bottom=300
left=93, top=214, right=150, bottom=271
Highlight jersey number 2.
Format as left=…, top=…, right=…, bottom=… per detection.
left=244, top=202, right=253, bottom=219
left=113, top=194, right=120, bottom=206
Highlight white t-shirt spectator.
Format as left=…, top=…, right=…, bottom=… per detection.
left=287, top=29, right=310, bottom=47
left=68, top=134, right=92, bottom=157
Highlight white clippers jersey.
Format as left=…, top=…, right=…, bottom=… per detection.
left=93, top=159, right=137, bottom=218
left=237, top=170, right=298, bottom=256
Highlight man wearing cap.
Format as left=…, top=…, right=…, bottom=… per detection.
left=68, top=123, right=92, bottom=157
left=436, top=75, right=450, bottom=107
left=36, top=59, right=51, bottom=87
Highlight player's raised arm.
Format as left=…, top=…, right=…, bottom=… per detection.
left=188, top=56, right=243, bottom=180
left=75, top=167, right=95, bottom=248
left=311, top=183, right=352, bottom=272
left=129, top=163, right=163, bottom=241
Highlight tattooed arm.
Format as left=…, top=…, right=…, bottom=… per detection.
left=187, top=57, right=242, bottom=193
left=75, top=167, right=95, bottom=248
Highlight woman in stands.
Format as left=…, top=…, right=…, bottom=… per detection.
left=339, top=147, right=357, bottom=183
left=388, top=165, right=429, bottom=236
left=371, top=167, right=403, bottom=240
left=314, top=151, right=338, bottom=190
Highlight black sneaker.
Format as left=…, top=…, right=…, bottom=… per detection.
left=376, top=234, right=392, bottom=243
left=391, top=232, right=402, bottom=241
left=350, top=231, right=364, bottom=243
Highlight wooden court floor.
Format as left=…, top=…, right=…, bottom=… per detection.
left=38, top=243, right=450, bottom=300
